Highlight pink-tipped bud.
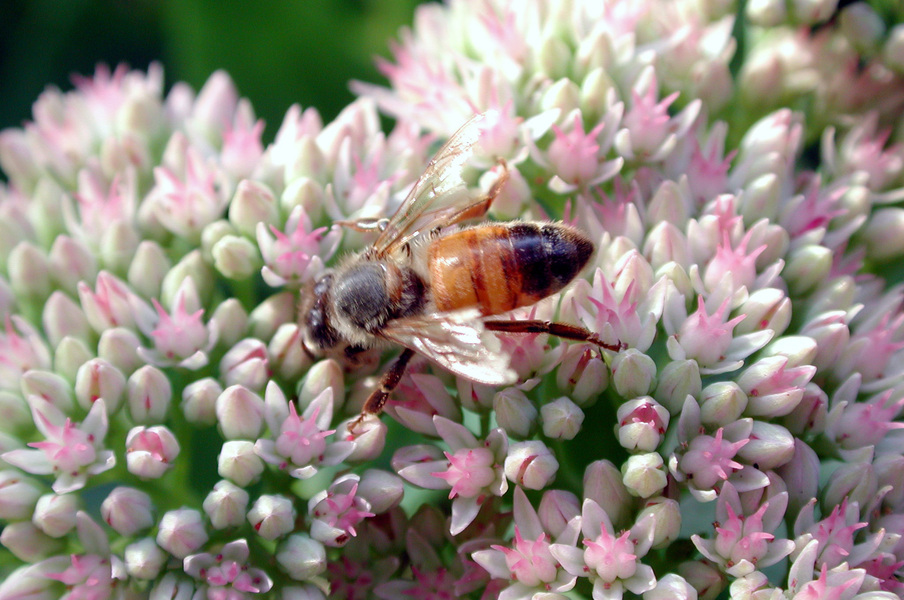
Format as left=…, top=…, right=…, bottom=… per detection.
left=537, top=489, right=581, bottom=539
left=617, top=397, right=670, bottom=452
left=101, top=486, right=155, bottom=536
left=504, top=440, right=559, bottom=490
left=125, top=425, right=180, bottom=479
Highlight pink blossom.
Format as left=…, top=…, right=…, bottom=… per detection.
left=125, top=425, right=180, bottom=479
left=309, top=474, right=375, bottom=547
left=257, top=205, right=340, bottom=288
left=136, top=278, right=216, bottom=369
left=472, top=487, right=579, bottom=598
left=147, top=143, right=229, bottom=240
left=692, top=483, right=793, bottom=577
left=703, top=231, right=767, bottom=294
left=676, top=427, right=747, bottom=493
left=549, top=498, right=656, bottom=599
left=220, top=102, right=265, bottom=179
left=0, top=316, right=51, bottom=392
left=77, top=271, right=153, bottom=333
left=393, top=416, right=508, bottom=535
left=667, top=295, right=772, bottom=375
left=254, top=383, right=354, bottom=479
left=3, top=397, right=114, bottom=493
left=183, top=539, right=273, bottom=598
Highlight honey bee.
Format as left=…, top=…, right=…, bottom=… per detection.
left=301, top=113, right=623, bottom=427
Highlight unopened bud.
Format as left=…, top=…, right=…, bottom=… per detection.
left=101, top=486, right=155, bottom=536
left=157, top=508, right=209, bottom=559
left=248, top=494, right=296, bottom=540
left=218, top=440, right=265, bottom=486
left=504, top=440, right=558, bottom=490
left=203, top=480, right=250, bottom=530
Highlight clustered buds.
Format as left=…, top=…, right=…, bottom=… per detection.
left=1, top=0, right=904, bottom=598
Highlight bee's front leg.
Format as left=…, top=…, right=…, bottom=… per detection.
left=349, top=348, right=415, bottom=431
left=334, top=217, right=390, bottom=232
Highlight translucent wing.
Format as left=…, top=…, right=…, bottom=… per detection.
left=380, top=309, right=517, bottom=386
left=373, top=112, right=490, bottom=256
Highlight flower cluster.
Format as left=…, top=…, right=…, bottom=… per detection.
left=2, top=0, right=904, bottom=599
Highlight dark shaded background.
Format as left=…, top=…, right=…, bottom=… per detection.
left=0, top=0, right=427, bottom=140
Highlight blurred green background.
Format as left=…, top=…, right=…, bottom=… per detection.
left=0, top=0, right=427, bottom=139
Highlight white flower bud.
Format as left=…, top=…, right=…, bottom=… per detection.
left=33, top=492, right=79, bottom=537
left=299, top=359, right=345, bottom=413
left=210, top=298, right=249, bottom=349
left=42, top=291, right=91, bottom=348
left=101, top=486, right=155, bottom=536
left=612, top=349, right=657, bottom=398
left=98, top=326, right=144, bottom=375
left=230, top=180, right=279, bottom=236
left=541, top=396, right=584, bottom=440
left=357, top=469, right=405, bottom=514
left=181, top=377, right=222, bottom=426
left=277, top=534, right=327, bottom=581
left=637, top=497, right=681, bottom=549
left=125, top=537, right=167, bottom=580
left=203, top=480, right=250, bottom=530
left=20, top=370, right=74, bottom=413
left=0, top=470, right=43, bottom=520
left=212, top=235, right=261, bottom=280
left=0, top=521, right=64, bottom=561
left=75, top=357, right=126, bottom=414
left=622, top=452, right=667, bottom=498
left=128, top=365, right=173, bottom=423
left=8, top=241, right=52, bottom=300
left=216, top=384, right=265, bottom=439
left=157, top=508, right=209, bottom=559
left=493, top=387, right=538, bottom=438
left=54, top=336, right=94, bottom=383
left=219, top=338, right=270, bottom=391
left=218, top=440, right=264, bottom=486
left=248, top=494, right=296, bottom=540
left=128, top=240, right=171, bottom=299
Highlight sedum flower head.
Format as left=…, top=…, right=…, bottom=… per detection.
left=2, top=0, right=904, bottom=598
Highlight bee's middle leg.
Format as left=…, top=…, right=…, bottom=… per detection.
left=483, top=319, right=626, bottom=352
left=350, top=348, right=415, bottom=430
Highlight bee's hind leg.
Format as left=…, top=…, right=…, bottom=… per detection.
left=350, top=348, right=415, bottom=431
left=483, top=319, right=626, bottom=353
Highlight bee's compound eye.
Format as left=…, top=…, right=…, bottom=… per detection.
left=333, top=263, right=389, bottom=330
